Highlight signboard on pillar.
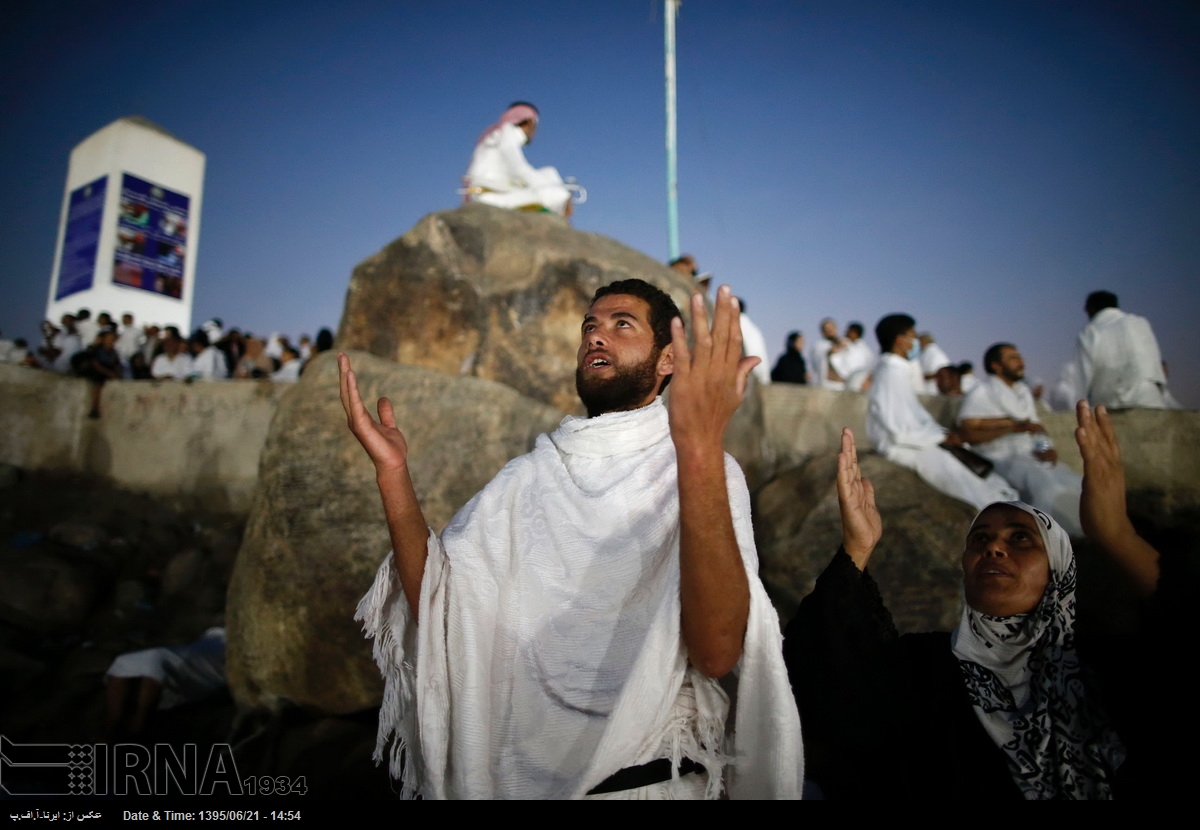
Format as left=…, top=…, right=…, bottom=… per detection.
left=46, top=117, right=205, bottom=335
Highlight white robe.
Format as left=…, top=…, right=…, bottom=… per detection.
left=189, top=346, right=228, bottom=380
left=52, top=331, right=82, bottom=373
left=1075, top=307, right=1174, bottom=409
left=739, top=313, right=771, bottom=386
left=115, top=326, right=145, bottom=362
left=465, top=123, right=571, bottom=215
left=810, top=338, right=845, bottom=391
left=920, top=341, right=951, bottom=394
left=957, top=376, right=1083, bottom=536
left=829, top=338, right=874, bottom=391
left=866, top=353, right=1018, bottom=510
left=356, top=399, right=803, bottom=800
left=150, top=352, right=193, bottom=381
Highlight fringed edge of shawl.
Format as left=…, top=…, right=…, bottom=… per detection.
left=663, top=673, right=729, bottom=800
left=354, top=548, right=421, bottom=800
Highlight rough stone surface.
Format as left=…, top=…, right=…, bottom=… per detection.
left=48, top=519, right=106, bottom=550
left=0, top=464, right=20, bottom=488
left=0, top=550, right=109, bottom=631
left=755, top=452, right=978, bottom=634
left=225, top=351, right=566, bottom=714
left=0, top=364, right=91, bottom=470
left=724, top=374, right=770, bottom=492
left=337, top=203, right=701, bottom=415
left=91, top=379, right=290, bottom=514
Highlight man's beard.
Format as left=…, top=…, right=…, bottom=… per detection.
left=575, top=351, right=660, bottom=418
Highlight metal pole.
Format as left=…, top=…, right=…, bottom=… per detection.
left=665, top=0, right=680, bottom=260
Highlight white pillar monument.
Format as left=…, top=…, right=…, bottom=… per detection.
left=45, top=116, right=205, bottom=334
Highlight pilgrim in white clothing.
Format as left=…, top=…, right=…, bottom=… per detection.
left=1075, top=306, right=1175, bottom=409
left=829, top=338, right=874, bottom=392
left=151, top=351, right=193, bottom=380
left=867, top=353, right=1018, bottom=510
left=958, top=376, right=1083, bottom=536
left=357, top=399, right=802, bottom=799
left=188, top=346, right=228, bottom=380
left=737, top=302, right=771, bottom=386
left=919, top=335, right=952, bottom=395
left=464, top=104, right=571, bottom=216
left=345, top=282, right=803, bottom=800
left=810, top=319, right=847, bottom=391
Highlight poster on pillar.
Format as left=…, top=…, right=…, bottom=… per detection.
left=112, top=173, right=190, bottom=299
left=55, top=176, right=107, bottom=300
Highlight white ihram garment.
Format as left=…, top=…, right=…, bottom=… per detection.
left=356, top=399, right=803, bottom=800
left=829, top=339, right=875, bottom=391
left=867, top=353, right=1017, bottom=511
left=465, top=123, right=571, bottom=215
left=957, top=377, right=1082, bottom=536
left=739, top=313, right=771, bottom=386
left=1075, top=307, right=1175, bottom=409
left=921, top=341, right=952, bottom=394
left=810, top=339, right=845, bottom=391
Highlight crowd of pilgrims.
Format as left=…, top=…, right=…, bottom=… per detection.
left=0, top=309, right=334, bottom=417
left=768, top=319, right=1027, bottom=403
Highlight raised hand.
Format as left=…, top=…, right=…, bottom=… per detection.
left=669, top=285, right=756, bottom=677
left=1075, top=401, right=1129, bottom=547
left=1075, top=400, right=1159, bottom=595
left=667, top=285, right=760, bottom=453
left=338, top=352, right=410, bottom=475
left=837, top=428, right=881, bottom=571
left=338, top=352, right=428, bottom=619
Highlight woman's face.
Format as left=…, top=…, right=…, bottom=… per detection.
left=962, top=505, right=1050, bottom=617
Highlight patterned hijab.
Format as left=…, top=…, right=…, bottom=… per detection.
left=950, top=501, right=1126, bottom=799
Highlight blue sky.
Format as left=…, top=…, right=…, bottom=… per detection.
left=2, top=0, right=1197, bottom=406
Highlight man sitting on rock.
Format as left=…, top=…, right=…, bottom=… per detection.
left=1074, top=290, right=1178, bottom=409
left=957, top=343, right=1083, bottom=536
left=463, top=102, right=574, bottom=217
left=866, top=314, right=1018, bottom=511
left=811, top=318, right=847, bottom=391
left=341, top=280, right=802, bottom=799
left=829, top=322, right=875, bottom=391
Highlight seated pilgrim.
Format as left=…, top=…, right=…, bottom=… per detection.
left=784, top=402, right=1186, bottom=799
left=463, top=102, right=573, bottom=217
left=866, top=313, right=1018, bottom=510
left=958, top=342, right=1083, bottom=537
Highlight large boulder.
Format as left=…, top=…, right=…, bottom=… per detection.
left=337, top=203, right=699, bottom=415
left=755, top=452, right=978, bottom=634
left=225, top=351, right=566, bottom=714
left=335, top=202, right=768, bottom=485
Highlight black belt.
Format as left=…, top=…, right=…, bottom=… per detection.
left=586, top=757, right=706, bottom=795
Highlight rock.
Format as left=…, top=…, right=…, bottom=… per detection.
left=0, top=463, right=20, bottom=488
left=0, top=550, right=109, bottom=631
left=755, top=452, right=977, bottom=634
left=335, top=202, right=769, bottom=488
left=337, top=203, right=700, bottom=415
left=724, top=374, right=770, bottom=492
left=160, top=547, right=205, bottom=597
left=225, top=351, right=566, bottom=714
left=113, top=579, right=146, bottom=610
left=48, top=519, right=106, bottom=550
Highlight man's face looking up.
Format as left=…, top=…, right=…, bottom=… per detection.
left=575, top=294, right=672, bottom=418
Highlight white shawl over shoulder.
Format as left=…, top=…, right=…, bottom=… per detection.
left=356, top=399, right=803, bottom=799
